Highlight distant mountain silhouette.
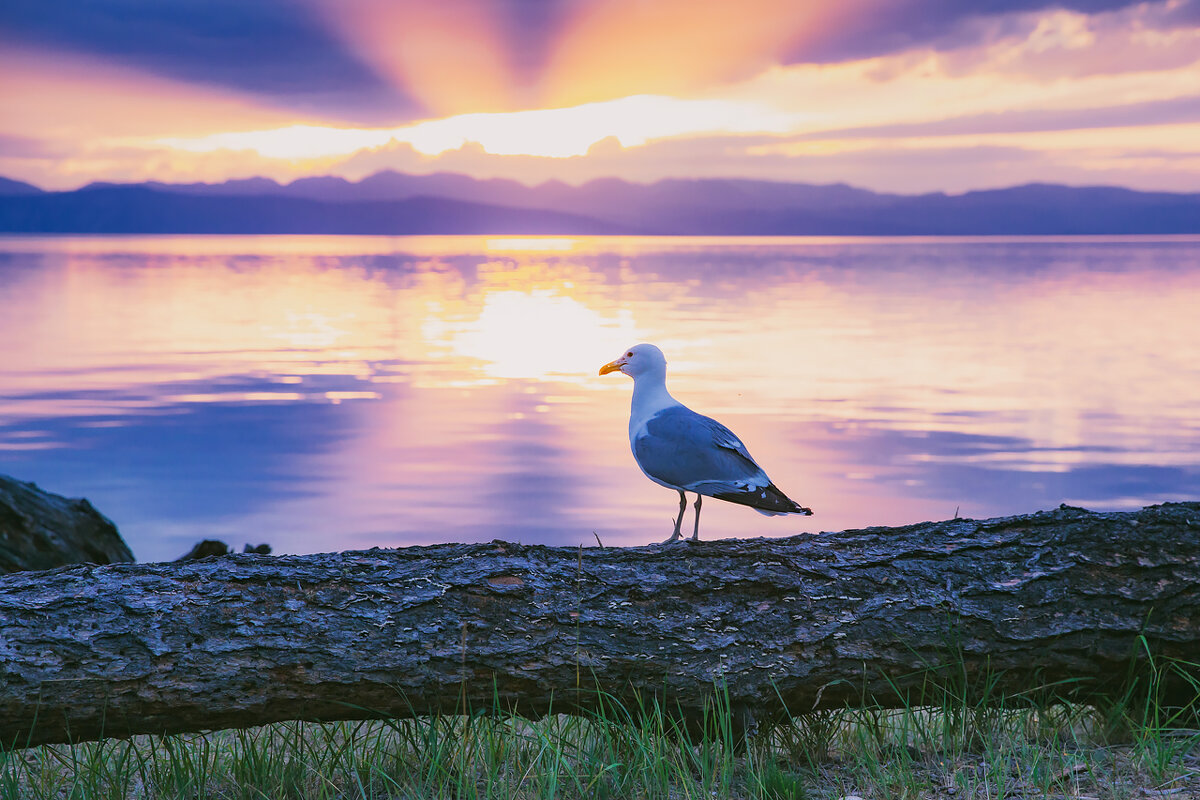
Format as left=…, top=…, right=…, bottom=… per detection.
left=0, top=177, right=43, bottom=196
left=3, top=172, right=1198, bottom=234
left=0, top=186, right=635, bottom=235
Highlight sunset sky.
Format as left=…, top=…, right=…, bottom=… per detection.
left=2, top=0, right=1199, bottom=193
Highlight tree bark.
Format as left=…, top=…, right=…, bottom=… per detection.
left=2, top=503, right=1198, bottom=750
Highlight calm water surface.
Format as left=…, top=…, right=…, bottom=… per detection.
left=1, top=235, right=1198, bottom=562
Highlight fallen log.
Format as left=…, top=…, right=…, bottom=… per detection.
left=2, top=503, right=1198, bottom=749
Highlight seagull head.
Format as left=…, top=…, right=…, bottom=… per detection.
left=599, top=343, right=666, bottom=379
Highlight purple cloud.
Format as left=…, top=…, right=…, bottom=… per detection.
left=785, top=0, right=1199, bottom=63
left=0, top=0, right=421, bottom=123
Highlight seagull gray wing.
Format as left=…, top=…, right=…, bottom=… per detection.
left=632, top=406, right=770, bottom=494
left=632, top=405, right=811, bottom=514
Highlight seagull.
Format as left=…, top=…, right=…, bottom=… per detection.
left=600, top=343, right=812, bottom=543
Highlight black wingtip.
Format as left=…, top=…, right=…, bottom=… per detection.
left=713, top=482, right=813, bottom=515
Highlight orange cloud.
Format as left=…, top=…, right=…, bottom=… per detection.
left=0, top=44, right=298, bottom=143
left=540, top=0, right=867, bottom=107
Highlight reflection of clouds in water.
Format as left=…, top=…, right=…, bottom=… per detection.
left=473, top=397, right=583, bottom=542
left=809, top=422, right=1200, bottom=519
left=0, top=378, right=360, bottom=561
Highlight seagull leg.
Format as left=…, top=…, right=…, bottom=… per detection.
left=663, top=490, right=686, bottom=543
left=691, top=494, right=702, bottom=541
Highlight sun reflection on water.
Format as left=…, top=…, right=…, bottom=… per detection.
left=482, top=237, right=581, bottom=252
left=424, top=289, right=638, bottom=380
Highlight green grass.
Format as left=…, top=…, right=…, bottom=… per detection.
left=4, top=703, right=1197, bottom=799
left=4, top=658, right=1198, bottom=799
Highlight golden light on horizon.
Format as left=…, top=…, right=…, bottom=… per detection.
left=158, top=125, right=399, bottom=161
left=401, top=95, right=798, bottom=157
left=155, top=94, right=799, bottom=161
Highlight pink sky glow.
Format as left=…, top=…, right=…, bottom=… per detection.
left=1, top=0, right=1198, bottom=193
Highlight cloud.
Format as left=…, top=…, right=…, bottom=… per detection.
left=523, top=0, right=1191, bottom=107
left=785, top=0, right=1198, bottom=64
left=934, top=2, right=1200, bottom=80
left=0, top=46, right=325, bottom=188
left=5, top=0, right=1188, bottom=123
left=0, top=0, right=582, bottom=121
left=791, top=95, right=1200, bottom=141
left=0, top=133, right=58, bottom=158
left=0, top=0, right=419, bottom=123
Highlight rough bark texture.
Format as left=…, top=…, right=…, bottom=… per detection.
left=0, top=475, right=134, bottom=574
left=1, top=503, right=1198, bottom=749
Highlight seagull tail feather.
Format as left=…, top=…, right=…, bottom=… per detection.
left=712, top=482, right=812, bottom=516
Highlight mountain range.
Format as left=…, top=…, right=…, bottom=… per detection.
left=1, top=171, right=1198, bottom=235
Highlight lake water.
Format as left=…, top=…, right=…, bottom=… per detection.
left=1, top=235, right=1198, bottom=562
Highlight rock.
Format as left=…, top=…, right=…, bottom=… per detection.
left=0, top=475, right=134, bottom=573
left=176, top=540, right=232, bottom=561
left=175, top=541, right=272, bottom=561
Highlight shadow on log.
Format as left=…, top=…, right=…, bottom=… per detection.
left=1, top=503, right=1198, bottom=749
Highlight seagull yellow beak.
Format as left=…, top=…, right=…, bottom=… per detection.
left=599, top=358, right=625, bottom=376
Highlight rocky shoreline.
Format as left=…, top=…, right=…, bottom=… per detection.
left=0, top=474, right=134, bottom=573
